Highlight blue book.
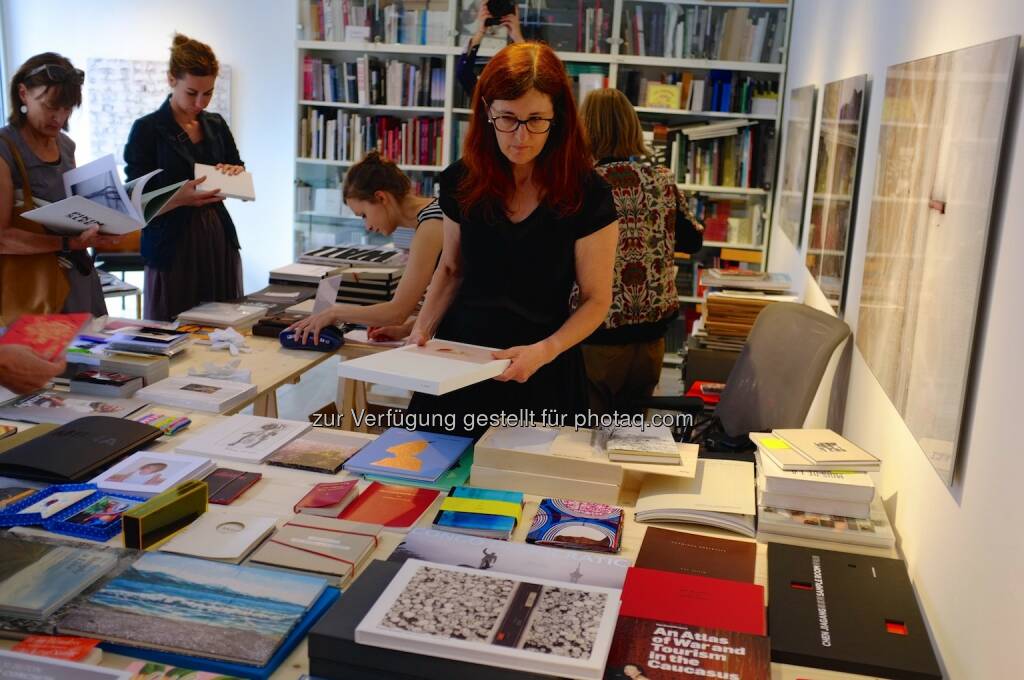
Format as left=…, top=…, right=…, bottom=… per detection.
left=343, top=428, right=473, bottom=482
left=432, top=486, right=524, bottom=540
left=526, top=498, right=624, bottom=553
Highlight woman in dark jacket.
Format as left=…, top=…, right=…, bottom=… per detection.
left=123, top=33, right=244, bottom=321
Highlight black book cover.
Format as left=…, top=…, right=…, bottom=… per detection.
left=768, top=543, right=942, bottom=680
left=308, top=560, right=547, bottom=680
left=0, top=416, right=162, bottom=483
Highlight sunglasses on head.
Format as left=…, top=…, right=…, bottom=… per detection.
left=26, top=63, right=85, bottom=85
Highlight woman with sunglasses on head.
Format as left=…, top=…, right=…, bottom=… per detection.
left=286, top=150, right=444, bottom=344
left=407, top=42, right=619, bottom=438
left=123, top=33, right=244, bottom=321
left=0, top=53, right=121, bottom=321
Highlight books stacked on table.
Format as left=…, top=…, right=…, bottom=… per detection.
left=64, top=337, right=170, bottom=386
left=431, top=486, right=524, bottom=540
left=634, top=458, right=757, bottom=537
left=106, top=326, right=191, bottom=358
left=750, top=430, right=893, bottom=549
left=175, top=302, right=268, bottom=331
left=343, top=427, right=473, bottom=484
left=269, top=262, right=347, bottom=287
left=701, top=267, right=792, bottom=293
left=241, top=284, right=316, bottom=315
left=135, top=376, right=257, bottom=414
left=298, top=244, right=406, bottom=268
left=694, top=290, right=799, bottom=352
left=335, top=266, right=405, bottom=305
left=526, top=498, right=623, bottom=553
left=605, top=424, right=682, bottom=464
left=69, top=369, right=143, bottom=398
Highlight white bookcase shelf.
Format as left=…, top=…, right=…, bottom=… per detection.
left=294, top=0, right=791, bottom=275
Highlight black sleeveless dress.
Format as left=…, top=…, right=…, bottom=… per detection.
left=408, top=160, right=617, bottom=438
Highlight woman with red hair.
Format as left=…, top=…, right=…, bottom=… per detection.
left=408, top=42, right=619, bottom=437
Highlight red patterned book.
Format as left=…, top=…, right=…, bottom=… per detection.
left=621, top=566, right=766, bottom=636
left=294, top=479, right=359, bottom=517
left=339, top=481, right=439, bottom=529
left=0, top=313, right=91, bottom=361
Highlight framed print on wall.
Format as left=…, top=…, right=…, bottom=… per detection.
left=856, top=35, right=1020, bottom=485
left=774, top=84, right=818, bottom=248
left=805, top=74, right=869, bottom=315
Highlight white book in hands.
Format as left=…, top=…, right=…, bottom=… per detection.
left=337, top=339, right=511, bottom=395
left=195, top=163, right=255, bottom=201
left=22, top=154, right=185, bottom=235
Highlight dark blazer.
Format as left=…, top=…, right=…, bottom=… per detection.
left=123, top=96, right=243, bottom=270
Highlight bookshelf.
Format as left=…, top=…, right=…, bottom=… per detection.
left=293, top=0, right=792, bottom=296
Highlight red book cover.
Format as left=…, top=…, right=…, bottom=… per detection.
left=294, top=479, right=359, bottom=513
left=339, top=480, right=439, bottom=528
left=621, top=567, right=766, bottom=636
left=13, top=635, right=100, bottom=662
left=605, top=617, right=769, bottom=679
left=0, top=313, right=90, bottom=361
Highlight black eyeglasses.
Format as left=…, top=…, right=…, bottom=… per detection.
left=26, top=63, right=85, bottom=84
left=484, top=98, right=555, bottom=134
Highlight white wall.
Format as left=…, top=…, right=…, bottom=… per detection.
left=1, top=0, right=296, bottom=294
left=782, top=2, right=1024, bottom=677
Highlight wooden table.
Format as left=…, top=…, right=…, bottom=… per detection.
left=1, top=414, right=896, bottom=680
left=334, top=341, right=393, bottom=431
left=168, top=334, right=335, bottom=418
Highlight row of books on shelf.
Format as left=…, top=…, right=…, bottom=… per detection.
left=300, top=110, right=444, bottom=166
left=302, top=55, right=446, bottom=107
left=297, top=177, right=436, bottom=217
left=628, top=69, right=779, bottom=116
left=300, top=0, right=447, bottom=45
left=622, top=3, right=787, bottom=63
left=689, top=193, right=765, bottom=244
left=673, top=121, right=776, bottom=189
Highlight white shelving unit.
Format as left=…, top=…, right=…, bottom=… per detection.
left=293, top=0, right=792, bottom=266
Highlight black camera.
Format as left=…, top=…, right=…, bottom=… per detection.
left=485, top=0, right=515, bottom=26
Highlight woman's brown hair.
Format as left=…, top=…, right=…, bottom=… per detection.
left=169, top=33, right=219, bottom=79
left=7, top=53, right=83, bottom=128
left=579, top=88, right=651, bottom=161
left=343, top=150, right=412, bottom=201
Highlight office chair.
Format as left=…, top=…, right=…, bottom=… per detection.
left=642, top=302, right=852, bottom=455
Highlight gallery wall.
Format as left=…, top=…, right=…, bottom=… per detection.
left=0, top=0, right=297, bottom=294
left=781, top=1, right=1024, bottom=677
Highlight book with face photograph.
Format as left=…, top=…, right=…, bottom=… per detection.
left=90, top=451, right=215, bottom=499
left=0, top=390, right=147, bottom=425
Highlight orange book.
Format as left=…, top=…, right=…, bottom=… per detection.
left=0, top=313, right=90, bottom=361
left=13, top=635, right=100, bottom=662
left=339, top=481, right=439, bottom=529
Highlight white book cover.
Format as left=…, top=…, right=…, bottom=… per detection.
left=159, top=512, right=278, bottom=562
left=0, top=649, right=130, bottom=680
left=636, top=459, right=756, bottom=516
left=90, top=451, right=214, bottom=498
left=135, top=376, right=256, bottom=413
left=355, top=559, right=621, bottom=680
left=176, top=414, right=310, bottom=463
left=338, top=339, right=510, bottom=396
left=756, top=447, right=875, bottom=503
left=176, top=302, right=267, bottom=326
left=270, top=263, right=347, bottom=282
left=773, top=428, right=880, bottom=467
left=195, top=163, right=255, bottom=201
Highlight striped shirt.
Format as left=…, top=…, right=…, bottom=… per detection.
left=416, top=198, right=443, bottom=226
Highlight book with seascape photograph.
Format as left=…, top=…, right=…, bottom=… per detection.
left=58, top=552, right=328, bottom=666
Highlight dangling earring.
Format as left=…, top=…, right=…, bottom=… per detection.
left=19, top=105, right=27, bottom=114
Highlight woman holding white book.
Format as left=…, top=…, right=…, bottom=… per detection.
left=0, top=53, right=121, bottom=321
left=407, top=42, right=619, bottom=437
left=123, top=34, right=246, bottom=321
left=288, top=151, right=444, bottom=344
